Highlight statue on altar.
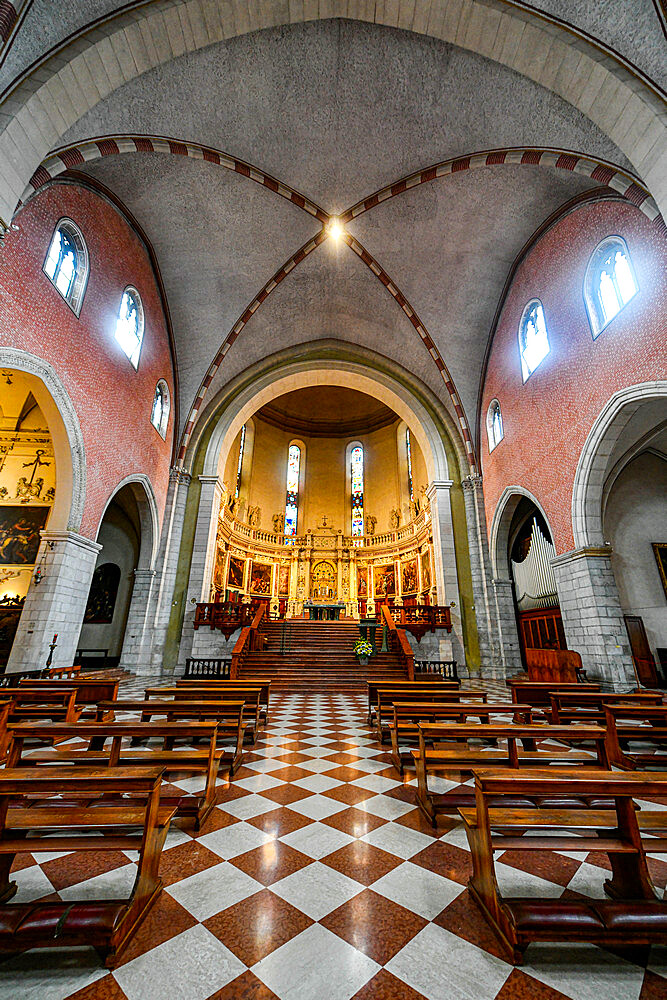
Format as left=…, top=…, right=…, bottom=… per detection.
left=390, top=508, right=401, bottom=530
left=272, top=512, right=285, bottom=534
left=365, top=513, right=377, bottom=535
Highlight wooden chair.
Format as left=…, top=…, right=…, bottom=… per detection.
left=549, top=690, right=663, bottom=725
left=8, top=720, right=227, bottom=828
left=412, top=722, right=609, bottom=825
left=366, top=679, right=459, bottom=725
left=603, top=703, right=667, bottom=769
left=0, top=766, right=176, bottom=966
left=459, top=769, right=667, bottom=963
left=389, top=701, right=533, bottom=775
left=374, top=687, right=488, bottom=742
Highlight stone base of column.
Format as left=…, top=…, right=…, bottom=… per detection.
left=6, top=530, right=101, bottom=673
left=118, top=568, right=156, bottom=674
left=552, top=547, right=635, bottom=690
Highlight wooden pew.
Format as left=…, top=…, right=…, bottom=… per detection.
left=99, top=697, right=252, bottom=752
left=413, top=722, right=609, bottom=825
left=5, top=687, right=81, bottom=723
left=18, top=675, right=122, bottom=719
left=366, top=679, right=459, bottom=725
left=8, top=720, right=227, bottom=828
left=173, top=677, right=272, bottom=724
left=0, top=766, right=176, bottom=966
left=374, top=687, right=488, bottom=743
left=506, top=679, right=600, bottom=710
left=144, top=684, right=266, bottom=742
left=603, top=703, right=667, bottom=769
left=549, top=690, right=663, bottom=725
left=389, top=701, right=533, bottom=775
left=459, top=769, right=667, bottom=964
left=0, top=701, right=10, bottom=761
left=45, top=664, right=81, bottom=679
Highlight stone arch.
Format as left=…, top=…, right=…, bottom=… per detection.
left=0, top=347, right=85, bottom=531
left=489, top=484, right=555, bottom=580
left=571, top=381, right=667, bottom=549
left=1, top=2, right=665, bottom=226
left=95, top=473, right=159, bottom=570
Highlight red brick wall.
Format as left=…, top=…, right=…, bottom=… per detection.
left=0, top=182, right=175, bottom=539
left=480, top=199, right=667, bottom=554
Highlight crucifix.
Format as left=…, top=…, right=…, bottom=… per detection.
left=22, top=449, right=51, bottom=484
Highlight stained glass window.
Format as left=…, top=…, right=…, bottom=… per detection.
left=43, top=219, right=88, bottom=313
left=115, top=287, right=144, bottom=369
left=284, top=444, right=301, bottom=537
left=585, top=237, right=638, bottom=337
left=235, top=424, right=246, bottom=498
left=487, top=399, right=503, bottom=451
left=151, top=381, right=169, bottom=437
left=518, top=299, right=550, bottom=382
left=351, top=445, right=364, bottom=536
left=406, top=428, right=414, bottom=502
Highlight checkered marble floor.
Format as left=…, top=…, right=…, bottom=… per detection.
left=2, top=688, right=667, bottom=1000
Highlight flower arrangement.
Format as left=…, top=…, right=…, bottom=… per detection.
left=354, top=639, right=374, bottom=658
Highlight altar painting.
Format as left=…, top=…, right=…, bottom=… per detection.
left=311, top=561, right=336, bottom=601
left=357, top=566, right=368, bottom=598
left=401, top=558, right=418, bottom=595
left=279, top=565, right=290, bottom=596
left=0, top=506, right=49, bottom=565
left=421, top=551, right=431, bottom=591
left=250, top=561, right=272, bottom=595
left=374, top=563, right=395, bottom=598
left=227, top=556, right=245, bottom=590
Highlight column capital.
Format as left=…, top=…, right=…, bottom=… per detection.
left=425, top=480, right=454, bottom=501
left=198, top=475, right=222, bottom=486
left=461, top=474, right=483, bottom=492
left=551, top=544, right=613, bottom=567
left=169, top=465, right=192, bottom=486
left=134, top=568, right=157, bottom=580
left=40, top=530, right=103, bottom=556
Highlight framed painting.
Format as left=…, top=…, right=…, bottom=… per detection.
left=374, top=563, right=395, bottom=598
left=250, top=561, right=272, bottom=596
left=653, top=543, right=667, bottom=600
left=0, top=506, right=49, bottom=565
left=279, top=564, right=290, bottom=596
left=84, top=563, right=121, bottom=623
left=357, top=566, right=368, bottom=598
left=421, top=551, right=431, bottom=591
left=401, top=558, right=419, bottom=595
left=227, top=555, right=245, bottom=590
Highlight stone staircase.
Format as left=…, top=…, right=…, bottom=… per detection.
left=237, top=619, right=408, bottom=692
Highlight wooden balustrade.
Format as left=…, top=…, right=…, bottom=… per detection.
left=230, top=604, right=266, bottom=678
left=388, top=604, right=452, bottom=641
left=194, top=602, right=258, bottom=639
left=381, top=604, right=415, bottom=680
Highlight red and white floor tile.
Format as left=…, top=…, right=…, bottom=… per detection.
left=1, top=688, right=666, bottom=1000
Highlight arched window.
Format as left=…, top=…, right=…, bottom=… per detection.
left=235, top=424, right=246, bottom=498
left=406, top=428, right=414, bottom=502
left=350, top=445, right=364, bottom=536
left=150, top=380, right=170, bottom=438
left=518, top=299, right=550, bottom=382
left=115, top=287, right=144, bottom=368
left=486, top=399, right=503, bottom=452
left=43, top=218, right=88, bottom=314
left=284, top=444, right=301, bottom=537
left=584, top=236, right=638, bottom=337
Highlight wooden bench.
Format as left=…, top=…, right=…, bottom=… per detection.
left=17, top=676, right=122, bottom=719
left=0, top=766, right=176, bottom=966
left=5, top=687, right=82, bottom=724
left=374, top=687, right=488, bottom=742
left=0, top=700, right=10, bottom=761
left=144, top=682, right=268, bottom=733
left=389, top=701, right=533, bottom=775
left=459, top=769, right=667, bottom=963
left=506, top=680, right=601, bottom=710
left=549, top=690, right=663, bottom=725
left=366, top=679, right=459, bottom=725
left=7, top=720, right=228, bottom=828
left=99, top=697, right=252, bottom=751
left=412, top=722, right=609, bottom=825
left=603, top=703, right=667, bottom=769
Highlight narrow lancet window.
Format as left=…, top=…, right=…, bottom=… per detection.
left=284, top=444, right=301, bottom=537
left=351, top=445, right=364, bottom=536
left=235, top=424, right=246, bottom=498
left=406, top=428, right=414, bottom=502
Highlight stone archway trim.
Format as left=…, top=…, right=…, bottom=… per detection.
left=95, top=472, right=160, bottom=570
left=0, top=347, right=85, bottom=531
left=489, top=484, right=554, bottom=579
left=571, top=381, right=667, bottom=549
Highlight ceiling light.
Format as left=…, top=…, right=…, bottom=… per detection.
left=327, top=218, right=344, bottom=242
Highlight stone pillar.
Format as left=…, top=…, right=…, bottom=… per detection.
left=551, top=546, right=634, bottom=690
left=426, top=481, right=464, bottom=668
left=178, top=475, right=224, bottom=666
left=118, top=568, right=157, bottom=673
left=6, top=530, right=101, bottom=673
left=491, top=576, right=523, bottom=676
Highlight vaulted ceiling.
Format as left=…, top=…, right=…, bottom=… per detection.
left=2, top=3, right=665, bottom=465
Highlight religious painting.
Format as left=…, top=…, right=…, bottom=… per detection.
left=311, top=561, right=336, bottom=601
left=227, top=555, right=245, bottom=591
left=250, top=561, right=272, bottom=596
left=357, top=566, right=368, bottom=598
left=212, top=544, right=226, bottom=595
left=374, top=563, right=395, bottom=598
left=653, top=543, right=667, bottom=601
left=421, top=551, right=431, bottom=592
left=0, top=506, right=49, bottom=565
left=279, top=564, right=290, bottom=596
left=84, top=563, right=121, bottom=623
left=401, top=558, right=419, bottom=596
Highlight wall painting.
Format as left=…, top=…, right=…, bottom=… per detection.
left=250, top=561, right=272, bottom=596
